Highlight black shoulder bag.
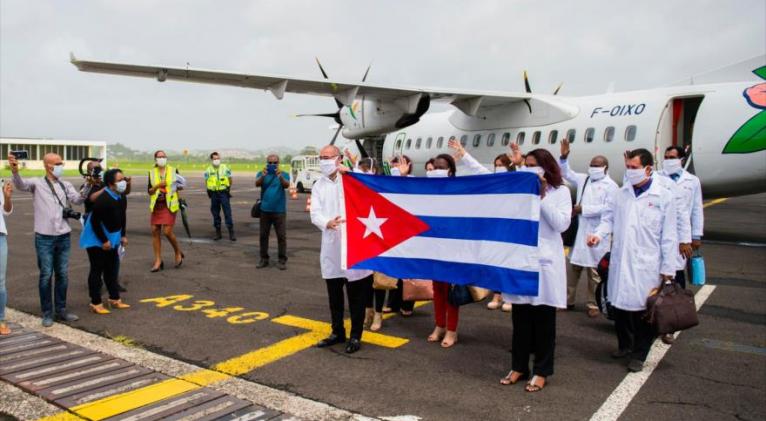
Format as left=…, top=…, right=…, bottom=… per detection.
left=251, top=174, right=278, bottom=218
left=562, top=176, right=589, bottom=247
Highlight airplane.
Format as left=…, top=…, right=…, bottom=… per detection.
left=69, top=53, right=766, bottom=198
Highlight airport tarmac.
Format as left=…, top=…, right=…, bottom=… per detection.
left=2, top=175, right=765, bottom=421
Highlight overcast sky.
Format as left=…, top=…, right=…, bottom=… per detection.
left=1, top=0, right=764, bottom=152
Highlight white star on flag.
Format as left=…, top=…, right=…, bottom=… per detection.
left=357, top=206, right=388, bottom=239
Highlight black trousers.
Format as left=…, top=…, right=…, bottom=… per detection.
left=614, top=308, right=656, bottom=362
left=86, top=248, right=120, bottom=305
left=259, top=212, right=287, bottom=262
left=367, top=288, right=386, bottom=313
left=511, top=304, right=557, bottom=377
left=675, top=269, right=687, bottom=289
left=386, top=279, right=415, bottom=313
left=325, top=275, right=373, bottom=340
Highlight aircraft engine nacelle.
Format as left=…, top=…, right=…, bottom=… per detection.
left=341, top=95, right=430, bottom=139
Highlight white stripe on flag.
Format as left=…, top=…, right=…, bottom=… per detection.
left=380, top=193, right=540, bottom=220
left=379, top=236, right=540, bottom=273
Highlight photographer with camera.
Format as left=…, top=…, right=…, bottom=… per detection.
left=9, top=152, right=85, bottom=327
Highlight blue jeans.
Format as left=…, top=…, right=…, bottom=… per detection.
left=0, top=235, right=7, bottom=322
left=210, top=191, right=233, bottom=228
left=35, top=233, right=71, bottom=318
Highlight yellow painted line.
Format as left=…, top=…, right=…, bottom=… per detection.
left=703, top=197, right=728, bottom=208
left=212, top=330, right=327, bottom=376
left=272, top=315, right=409, bottom=348
left=36, top=413, right=83, bottom=421
left=382, top=300, right=430, bottom=320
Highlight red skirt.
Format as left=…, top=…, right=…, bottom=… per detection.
left=151, top=200, right=177, bottom=226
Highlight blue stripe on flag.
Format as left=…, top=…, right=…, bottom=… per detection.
left=416, top=216, right=539, bottom=246
left=349, top=171, right=540, bottom=195
left=355, top=256, right=539, bottom=296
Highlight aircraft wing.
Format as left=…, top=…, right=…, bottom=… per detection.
left=70, top=54, right=577, bottom=117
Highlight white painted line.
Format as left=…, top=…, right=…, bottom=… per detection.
left=0, top=381, right=62, bottom=420
left=590, top=284, right=717, bottom=421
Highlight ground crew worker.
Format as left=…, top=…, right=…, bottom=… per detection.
left=204, top=152, right=235, bottom=241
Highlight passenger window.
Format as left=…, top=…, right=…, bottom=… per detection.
left=415, top=137, right=422, bottom=149
left=405, top=138, right=412, bottom=149
left=443, top=136, right=454, bottom=149
left=584, top=128, right=595, bottom=143
left=604, top=127, right=615, bottom=143
left=566, top=129, right=576, bottom=143
left=625, top=125, right=637, bottom=142
left=395, top=139, right=402, bottom=150
left=548, top=130, right=558, bottom=144
left=460, top=135, right=468, bottom=147
left=501, top=132, right=511, bottom=146
left=473, top=134, right=482, bottom=147
left=516, top=132, right=526, bottom=145
left=532, top=131, right=541, bottom=145
left=426, top=137, right=433, bottom=149
left=486, top=133, right=496, bottom=147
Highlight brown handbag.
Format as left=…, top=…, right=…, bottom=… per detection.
left=644, top=280, right=699, bottom=334
left=468, top=286, right=492, bottom=302
left=373, top=272, right=398, bottom=290
left=402, top=279, right=434, bottom=301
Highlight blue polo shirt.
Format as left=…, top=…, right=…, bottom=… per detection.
left=256, top=172, right=290, bottom=213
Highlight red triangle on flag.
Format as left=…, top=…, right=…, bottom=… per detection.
left=343, top=174, right=430, bottom=268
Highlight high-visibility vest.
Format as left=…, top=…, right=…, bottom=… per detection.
left=204, top=164, right=231, bottom=191
left=149, top=166, right=180, bottom=213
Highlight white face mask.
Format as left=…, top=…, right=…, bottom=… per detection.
left=319, top=159, right=338, bottom=176
left=518, top=166, right=544, bottom=177
left=625, top=168, right=648, bottom=186
left=51, top=164, right=64, bottom=179
left=588, top=166, right=606, bottom=181
left=115, top=180, right=127, bottom=193
left=212, top=159, right=221, bottom=167
left=390, top=167, right=401, bottom=176
left=663, top=158, right=682, bottom=175
left=426, top=169, right=449, bottom=178
left=156, top=157, right=167, bottom=167
left=494, top=167, right=508, bottom=174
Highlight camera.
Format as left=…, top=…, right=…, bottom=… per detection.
left=62, top=207, right=82, bottom=220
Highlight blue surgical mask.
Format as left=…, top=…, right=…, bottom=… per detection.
left=52, top=164, right=64, bottom=179
left=115, top=180, right=127, bottom=193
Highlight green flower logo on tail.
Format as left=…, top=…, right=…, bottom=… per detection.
left=722, top=66, right=766, bottom=154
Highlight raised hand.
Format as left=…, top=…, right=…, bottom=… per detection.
left=508, top=143, right=524, bottom=167
left=560, top=138, right=571, bottom=159
left=448, top=138, right=466, bottom=159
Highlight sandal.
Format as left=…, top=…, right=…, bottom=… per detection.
left=400, top=310, right=413, bottom=317
left=525, top=375, right=546, bottom=393
left=0, top=323, right=10, bottom=335
left=500, top=370, right=528, bottom=385
left=441, top=331, right=458, bottom=348
left=427, top=327, right=446, bottom=343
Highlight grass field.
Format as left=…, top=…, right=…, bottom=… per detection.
left=0, top=161, right=292, bottom=178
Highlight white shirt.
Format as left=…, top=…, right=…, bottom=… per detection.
left=12, top=174, right=85, bottom=236
left=309, top=174, right=372, bottom=281
left=594, top=180, right=678, bottom=311
left=559, top=159, right=618, bottom=267
left=0, top=192, right=12, bottom=235
left=505, top=185, right=572, bottom=308
left=653, top=172, right=693, bottom=270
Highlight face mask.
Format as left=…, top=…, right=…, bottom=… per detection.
left=426, top=169, right=449, bottom=178
left=518, top=166, right=544, bottom=177
left=115, top=180, right=127, bottom=193
left=52, top=164, right=64, bottom=178
left=625, top=168, right=648, bottom=186
left=663, top=159, right=682, bottom=175
left=319, top=159, right=338, bottom=176
left=390, top=167, right=401, bottom=176
left=156, top=158, right=167, bottom=167
left=588, top=166, right=606, bottom=181
left=494, top=167, right=508, bottom=174
left=212, top=159, right=221, bottom=167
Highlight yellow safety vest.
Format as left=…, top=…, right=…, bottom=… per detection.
left=149, top=166, right=180, bottom=213
left=205, top=164, right=231, bottom=191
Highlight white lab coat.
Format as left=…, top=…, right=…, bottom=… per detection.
left=594, top=181, right=678, bottom=311
left=654, top=172, right=693, bottom=270
left=658, top=169, right=704, bottom=237
left=505, top=185, right=572, bottom=308
left=559, top=159, right=618, bottom=268
left=309, top=174, right=372, bottom=281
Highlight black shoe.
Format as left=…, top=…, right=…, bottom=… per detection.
left=214, top=228, right=222, bottom=241
left=627, top=359, right=644, bottom=372
left=316, top=333, right=346, bottom=348
left=256, top=259, right=269, bottom=269
left=661, top=333, right=676, bottom=345
left=277, top=261, right=286, bottom=271
left=345, top=338, right=361, bottom=354
left=567, top=304, right=575, bottom=311
left=55, top=311, right=79, bottom=322
left=174, top=253, right=185, bottom=269
left=118, top=283, right=127, bottom=293
left=611, top=349, right=631, bottom=359
left=228, top=228, right=236, bottom=241
left=150, top=261, right=164, bottom=272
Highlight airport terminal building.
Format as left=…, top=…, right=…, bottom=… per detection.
left=0, top=137, right=107, bottom=170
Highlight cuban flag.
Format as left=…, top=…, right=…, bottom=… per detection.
left=340, top=172, right=541, bottom=295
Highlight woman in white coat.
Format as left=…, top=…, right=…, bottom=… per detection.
left=500, top=148, right=572, bottom=393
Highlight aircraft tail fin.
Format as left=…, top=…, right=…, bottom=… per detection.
left=667, top=54, right=766, bottom=86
